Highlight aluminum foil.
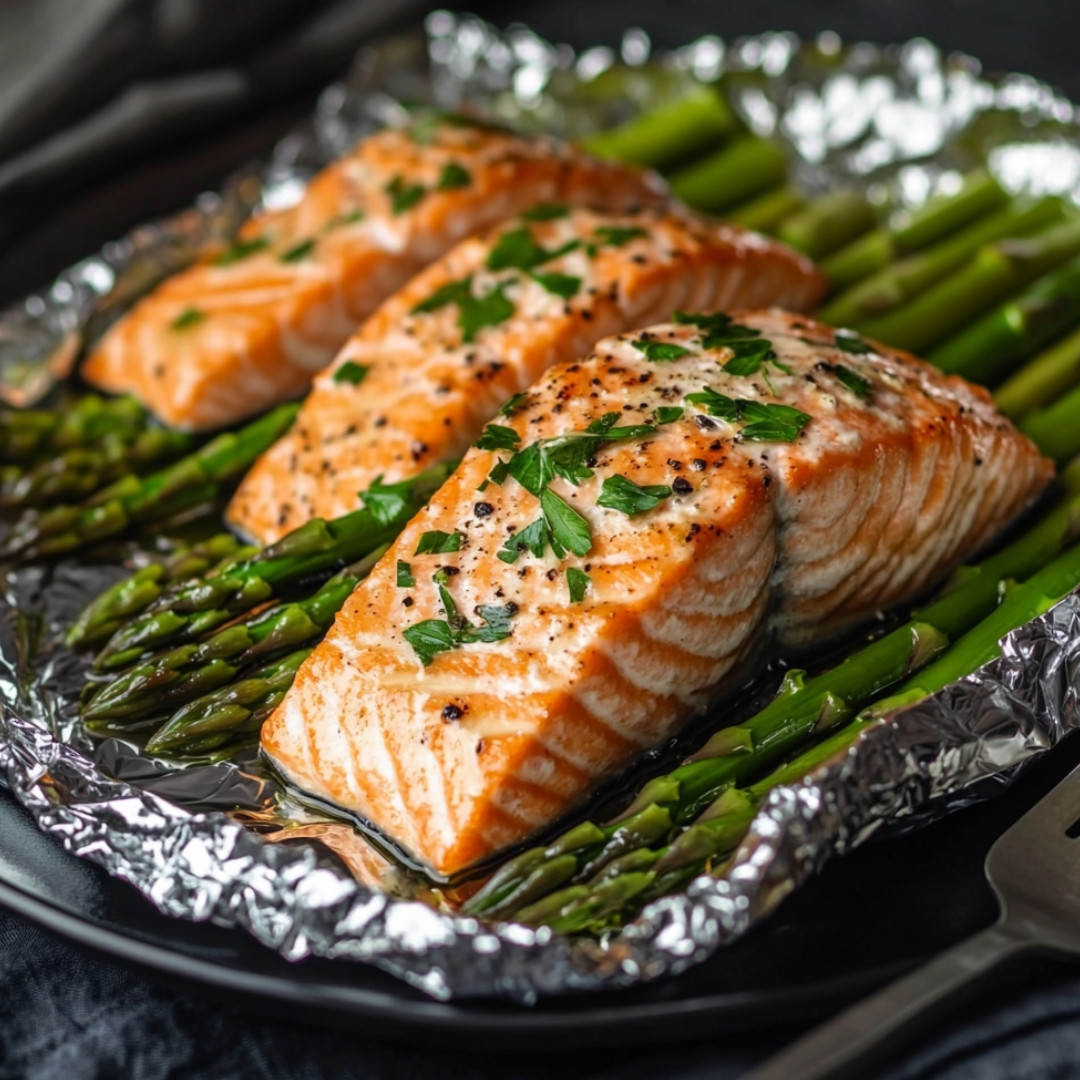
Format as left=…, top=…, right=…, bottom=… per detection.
left=3, top=12, right=1080, bottom=1002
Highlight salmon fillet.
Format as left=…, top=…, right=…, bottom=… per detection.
left=262, top=310, right=1052, bottom=878
left=82, top=120, right=666, bottom=431
left=228, top=207, right=825, bottom=543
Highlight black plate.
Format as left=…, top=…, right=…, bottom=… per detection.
left=3, top=735, right=1076, bottom=1052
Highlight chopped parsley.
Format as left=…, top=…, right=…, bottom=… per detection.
left=359, top=475, right=417, bottom=526
left=397, top=561, right=415, bottom=587
left=685, top=387, right=811, bottom=443
left=410, top=275, right=515, bottom=342
left=834, top=365, right=873, bottom=400
left=597, top=474, right=672, bottom=515
left=333, top=361, right=369, bottom=385
left=566, top=567, right=590, bottom=603
left=632, top=338, right=692, bottom=363
left=673, top=311, right=787, bottom=377
left=499, top=392, right=530, bottom=417
left=475, top=423, right=521, bottom=452
left=594, top=225, right=647, bottom=247
left=497, top=518, right=549, bottom=563
left=520, top=203, right=570, bottom=221
left=415, top=530, right=464, bottom=555
left=215, top=236, right=269, bottom=266
left=531, top=271, right=581, bottom=299
left=386, top=175, right=427, bottom=215
left=411, top=277, right=472, bottom=314
left=324, top=209, right=364, bottom=231
left=834, top=332, right=873, bottom=355
left=437, top=161, right=471, bottom=190
left=486, top=227, right=579, bottom=272
left=655, top=406, right=684, bottom=424
left=539, top=488, right=592, bottom=557
left=402, top=585, right=515, bottom=666
left=280, top=238, right=316, bottom=263
left=170, top=307, right=205, bottom=330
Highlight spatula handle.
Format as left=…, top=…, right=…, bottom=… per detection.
left=742, top=920, right=1029, bottom=1080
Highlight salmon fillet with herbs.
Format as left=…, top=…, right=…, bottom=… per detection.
left=82, top=120, right=667, bottom=431
left=261, top=310, right=1052, bottom=878
left=228, top=206, right=825, bottom=543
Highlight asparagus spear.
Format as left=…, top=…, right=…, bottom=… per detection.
left=776, top=189, right=877, bottom=260
left=0, top=394, right=147, bottom=462
left=668, top=135, right=788, bottom=212
left=0, top=426, right=195, bottom=508
left=853, top=214, right=1080, bottom=353
left=82, top=546, right=386, bottom=724
left=0, top=403, right=298, bottom=562
left=463, top=493, right=1080, bottom=920
left=91, top=460, right=456, bottom=670
left=930, top=253, right=1080, bottom=384
left=1019, top=385, right=1080, bottom=462
left=994, top=323, right=1080, bottom=420
left=66, top=533, right=252, bottom=649
left=820, top=170, right=1008, bottom=291
left=818, top=196, right=1066, bottom=327
left=725, top=185, right=806, bottom=234
left=582, top=85, right=738, bottom=170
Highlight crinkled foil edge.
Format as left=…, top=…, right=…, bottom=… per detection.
left=2, top=13, right=1080, bottom=1002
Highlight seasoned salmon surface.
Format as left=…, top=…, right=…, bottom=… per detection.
left=228, top=207, right=825, bottom=543
left=82, top=121, right=666, bottom=431
left=262, top=311, right=1052, bottom=877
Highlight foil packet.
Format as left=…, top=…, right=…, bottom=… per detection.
left=3, top=12, right=1080, bottom=1003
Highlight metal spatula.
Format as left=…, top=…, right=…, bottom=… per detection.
left=743, top=760, right=1080, bottom=1080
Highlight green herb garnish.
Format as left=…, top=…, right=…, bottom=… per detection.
left=594, top=225, right=647, bottom=247
left=532, top=271, right=581, bottom=299
left=333, top=361, right=369, bottom=386
left=497, top=518, right=549, bottom=563
left=685, top=387, right=811, bottom=443
left=655, top=406, right=684, bottom=424
left=834, top=365, right=873, bottom=399
left=359, top=475, right=415, bottom=526
left=521, top=203, right=570, bottom=221
left=459, top=283, right=516, bottom=342
left=673, top=311, right=785, bottom=376
left=170, top=308, right=205, bottom=330
left=437, top=161, right=471, bottom=190
left=324, top=209, right=365, bottom=231
left=403, top=587, right=515, bottom=666
left=397, top=561, right=415, bottom=588
left=215, top=236, right=270, bottom=266
left=415, top=530, right=464, bottom=555
left=386, top=175, right=427, bottom=215
left=834, top=333, right=873, bottom=355
left=632, top=338, right=692, bottom=363
left=499, top=393, right=530, bottom=417
left=475, top=423, right=521, bottom=452
left=280, top=238, right=316, bottom=263
left=566, top=568, right=590, bottom=603
left=597, top=474, right=672, bottom=515
left=411, top=277, right=473, bottom=315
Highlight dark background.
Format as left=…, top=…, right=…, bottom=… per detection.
left=6, top=2, right=1080, bottom=1079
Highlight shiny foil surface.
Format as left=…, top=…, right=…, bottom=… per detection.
left=3, top=12, right=1080, bottom=1002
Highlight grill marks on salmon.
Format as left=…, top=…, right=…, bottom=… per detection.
left=81, top=122, right=666, bottom=431
left=227, top=208, right=825, bottom=543
left=261, top=311, right=1052, bottom=878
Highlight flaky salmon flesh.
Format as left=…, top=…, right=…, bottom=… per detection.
left=228, top=206, right=825, bottom=543
left=261, top=310, right=1053, bottom=878
left=81, top=120, right=667, bottom=431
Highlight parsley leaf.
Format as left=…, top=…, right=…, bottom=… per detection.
left=324, top=209, right=364, bottom=230
left=721, top=338, right=777, bottom=376
left=594, top=225, right=647, bottom=247
left=402, top=619, right=456, bottom=666
left=521, top=203, right=570, bottom=221
left=497, top=518, right=549, bottom=563
left=834, top=365, right=873, bottom=399
left=402, top=589, right=516, bottom=666
left=279, top=238, right=316, bottom=263
left=540, top=489, right=592, bottom=557
left=215, top=236, right=269, bottom=266
left=684, top=388, right=811, bottom=443
left=170, top=308, right=205, bottom=330
left=397, top=561, right=415, bottom=587
left=499, top=392, right=530, bottom=417
left=437, top=162, right=471, bottom=190
left=597, top=474, right=672, bottom=515
left=333, top=361, right=369, bottom=385
left=834, top=333, right=873, bottom=355
left=487, top=228, right=549, bottom=271
left=359, top=475, right=416, bottom=526
left=411, top=277, right=473, bottom=315
left=458, top=283, right=516, bottom=342
left=415, top=530, right=464, bottom=555
left=386, top=175, right=427, bottom=215
left=683, top=386, right=740, bottom=422
left=633, top=338, right=692, bottom=362
left=532, top=271, right=581, bottom=299
left=566, top=567, right=590, bottom=603
left=655, top=406, right=684, bottom=424
left=475, top=423, right=521, bottom=452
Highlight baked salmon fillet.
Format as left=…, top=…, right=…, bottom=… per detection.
left=228, top=206, right=825, bottom=543
left=262, top=310, right=1053, bottom=878
left=81, top=120, right=666, bottom=431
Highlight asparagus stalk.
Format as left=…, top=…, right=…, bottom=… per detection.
left=0, top=403, right=298, bottom=562
left=1019, top=384, right=1080, bottom=462
left=725, top=185, right=806, bottom=234
left=82, top=545, right=386, bottom=724
left=66, top=533, right=253, bottom=649
left=463, top=493, right=1080, bottom=920
left=930, top=253, right=1080, bottom=384
left=994, top=323, right=1080, bottom=420
left=91, top=460, right=456, bottom=671
left=0, top=394, right=147, bottom=462
left=581, top=85, right=738, bottom=170
left=776, top=189, right=878, bottom=260
left=820, top=170, right=1008, bottom=291
left=818, top=196, right=1066, bottom=327
left=0, top=426, right=195, bottom=508
left=852, top=214, right=1080, bottom=353
left=668, top=135, right=788, bottom=213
